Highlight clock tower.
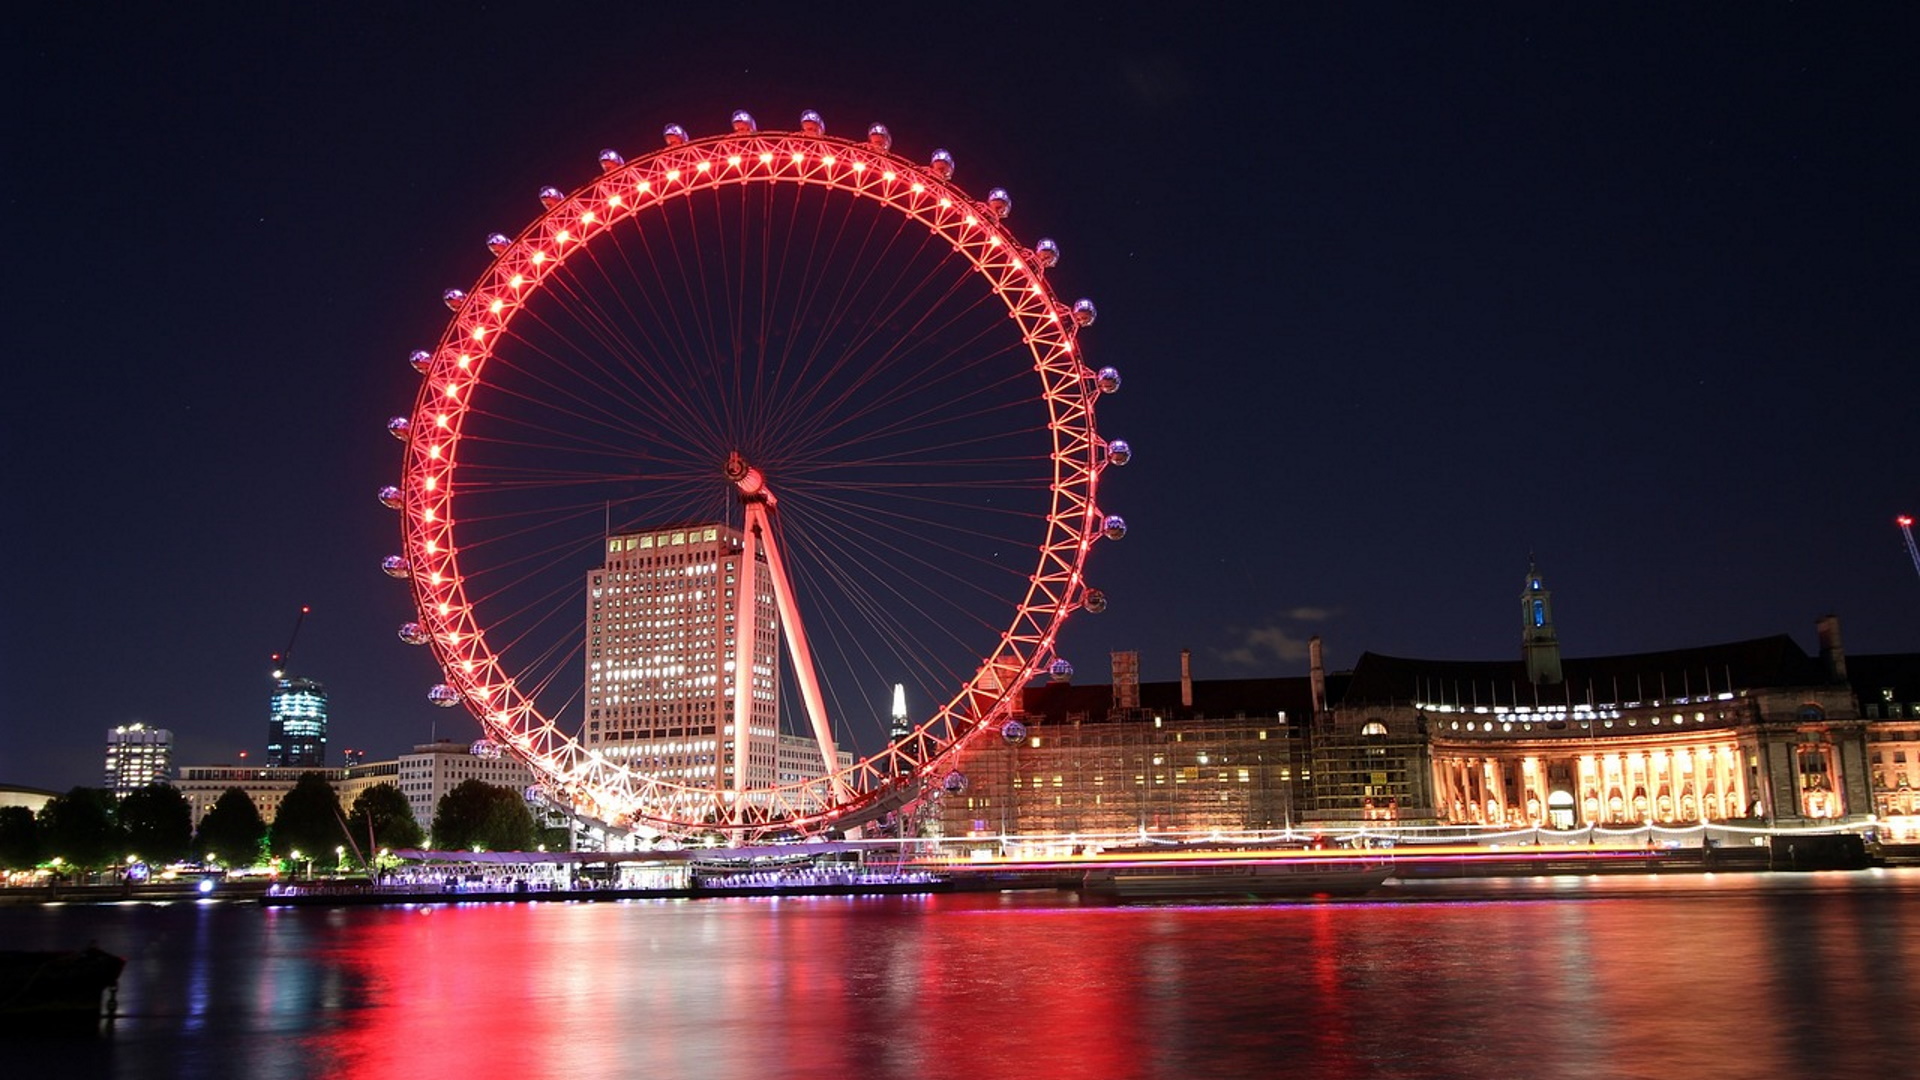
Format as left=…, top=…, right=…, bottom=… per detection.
left=1521, top=559, right=1563, bottom=685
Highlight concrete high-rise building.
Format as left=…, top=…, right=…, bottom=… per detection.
left=104, top=723, right=173, bottom=795
left=397, top=740, right=538, bottom=841
left=583, top=523, right=782, bottom=800
left=268, top=676, right=328, bottom=767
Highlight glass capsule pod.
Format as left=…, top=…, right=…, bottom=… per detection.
left=410, top=349, right=432, bottom=373
left=378, top=485, right=403, bottom=509
left=1102, top=515, right=1128, bottom=541
left=663, top=124, right=688, bottom=146
left=800, top=110, right=825, bottom=135
left=928, top=149, right=955, bottom=180
left=1001, top=719, right=1028, bottom=745
left=1105, top=439, right=1131, bottom=466
left=381, top=555, right=411, bottom=579
left=486, top=233, right=511, bottom=255
left=866, top=123, right=891, bottom=150
left=1049, top=658, right=1075, bottom=679
left=442, top=288, right=466, bottom=311
left=730, top=110, right=756, bottom=134
left=986, top=188, right=1011, bottom=218
left=598, top=148, right=625, bottom=172
left=1082, top=588, right=1108, bottom=614
left=942, top=770, right=968, bottom=793
left=398, top=622, right=430, bottom=646
left=1095, top=367, right=1122, bottom=394
left=538, top=186, right=564, bottom=208
left=1071, top=298, right=1097, bottom=327
left=428, top=684, right=463, bottom=708
left=1034, top=238, right=1060, bottom=268
left=386, top=416, right=410, bottom=440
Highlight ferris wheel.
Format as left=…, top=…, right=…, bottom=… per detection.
left=383, top=110, right=1128, bottom=840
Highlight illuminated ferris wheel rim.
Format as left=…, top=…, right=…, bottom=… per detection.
left=391, top=112, right=1124, bottom=836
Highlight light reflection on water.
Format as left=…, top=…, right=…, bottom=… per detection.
left=5, top=870, right=1918, bottom=1079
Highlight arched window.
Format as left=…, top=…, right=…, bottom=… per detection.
left=1361, top=721, right=1389, bottom=737
left=1797, top=703, right=1826, bottom=722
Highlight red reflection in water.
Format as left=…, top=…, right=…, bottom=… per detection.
left=256, top=875, right=1920, bottom=1079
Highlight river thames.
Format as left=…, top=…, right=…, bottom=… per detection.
left=6, top=870, right=1918, bottom=1078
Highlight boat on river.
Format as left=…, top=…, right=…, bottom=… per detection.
left=0, top=946, right=125, bottom=1021
left=1082, top=859, right=1392, bottom=901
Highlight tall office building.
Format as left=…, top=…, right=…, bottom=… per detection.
left=268, top=676, right=329, bottom=767
left=104, top=723, right=174, bottom=795
left=583, top=523, right=782, bottom=798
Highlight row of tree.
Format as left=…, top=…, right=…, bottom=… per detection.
left=0, top=775, right=557, bottom=873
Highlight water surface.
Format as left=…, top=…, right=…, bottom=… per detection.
left=6, top=870, right=1917, bottom=1078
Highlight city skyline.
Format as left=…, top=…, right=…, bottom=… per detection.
left=6, top=4, right=1916, bottom=789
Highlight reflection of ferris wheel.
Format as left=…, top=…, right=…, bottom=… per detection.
left=384, top=110, right=1128, bottom=840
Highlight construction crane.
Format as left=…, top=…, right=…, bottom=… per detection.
left=270, top=605, right=311, bottom=680
left=1901, top=516, right=1920, bottom=585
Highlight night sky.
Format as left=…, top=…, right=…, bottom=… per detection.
left=6, top=4, right=1916, bottom=790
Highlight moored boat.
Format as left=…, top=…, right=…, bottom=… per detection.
left=1083, top=859, right=1391, bottom=901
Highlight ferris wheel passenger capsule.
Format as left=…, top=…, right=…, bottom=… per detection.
left=485, top=233, right=511, bottom=255
left=1001, top=720, right=1028, bottom=745
left=942, top=770, right=968, bottom=794
left=986, top=188, right=1011, bottom=218
left=378, top=485, right=403, bottom=509
left=1034, top=238, right=1060, bottom=268
left=1096, top=366, right=1122, bottom=393
left=867, top=123, right=892, bottom=150
left=1102, top=515, right=1128, bottom=541
left=1105, top=439, right=1132, bottom=466
left=409, top=349, right=433, bottom=373
left=598, top=148, right=625, bottom=172
left=381, top=555, right=411, bottom=579
left=428, top=684, right=463, bottom=708
left=1071, top=298, right=1098, bottom=327
left=800, top=110, right=825, bottom=135
left=731, top=110, right=757, bottom=134
left=398, top=622, right=430, bottom=646
left=928, top=149, right=955, bottom=180
left=386, top=416, right=410, bottom=440
left=538, top=186, right=564, bottom=209
left=1082, top=588, right=1108, bottom=614
left=1049, top=658, right=1075, bottom=680
left=442, top=288, right=467, bottom=311
left=663, top=124, right=688, bottom=146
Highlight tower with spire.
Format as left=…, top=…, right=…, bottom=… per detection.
left=1521, top=558, right=1563, bottom=685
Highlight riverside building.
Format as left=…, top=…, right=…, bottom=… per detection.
left=938, top=563, right=1902, bottom=837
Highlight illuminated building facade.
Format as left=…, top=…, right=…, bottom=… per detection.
left=939, top=653, right=1312, bottom=837
left=937, top=565, right=1899, bottom=837
left=103, top=723, right=174, bottom=795
left=268, top=676, right=328, bottom=767
left=583, top=524, right=783, bottom=807
left=1321, top=570, right=1872, bottom=827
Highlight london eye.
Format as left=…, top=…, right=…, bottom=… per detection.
left=384, top=110, right=1127, bottom=840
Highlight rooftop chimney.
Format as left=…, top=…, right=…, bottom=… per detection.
left=1816, top=615, right=1847, bottom=681
left=1309, top=635, right=1327, bottom=716
left=1180, top=648, right=1193, bottom=709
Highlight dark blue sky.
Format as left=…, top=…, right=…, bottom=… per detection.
left=6, top=4, right=1916, bottom=789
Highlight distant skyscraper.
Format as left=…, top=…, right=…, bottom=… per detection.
left=268, top=676, right=329, bottom=767
left=104, top=723, right=173, bottom=795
